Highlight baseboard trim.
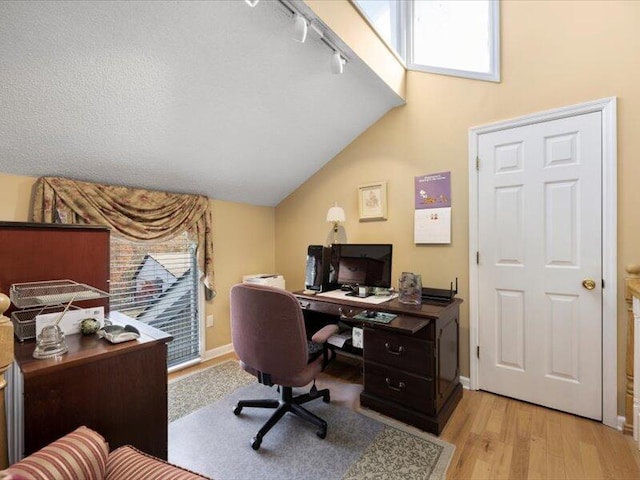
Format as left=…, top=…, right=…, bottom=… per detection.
left=460, top=376, right=471, bottom=390
left=202, top=343, right=235, bottom=361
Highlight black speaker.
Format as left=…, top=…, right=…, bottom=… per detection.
left=305, top=245, right=330, bottom=292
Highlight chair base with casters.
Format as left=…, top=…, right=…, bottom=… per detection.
left=233, top=384, right=331, bottom=450
left=230, top=283, right=339, bottom=451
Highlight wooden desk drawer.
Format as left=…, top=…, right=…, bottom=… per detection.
left=298, top=299, right=341, bottom=317
left=364, top=362, right=434, bottom=414
left=364, top=328, right=434, bottom=377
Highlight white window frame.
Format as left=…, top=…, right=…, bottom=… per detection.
left=406, top=0, right=501, bottom=82
left=352, top=0, right=501, bottom=82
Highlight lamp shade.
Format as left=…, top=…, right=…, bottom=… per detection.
left=326, top=205, right=345, bottom=223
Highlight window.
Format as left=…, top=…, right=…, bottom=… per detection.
left=110, top=233, right=200, bottom=369
left=354, top=0, right=404, bottom=56
left=353, top=0, right=500, bottom=82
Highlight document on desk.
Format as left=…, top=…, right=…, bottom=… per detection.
left=328, top=332, right=351, bottom=348
left=317, top=290, right=398, bottom=305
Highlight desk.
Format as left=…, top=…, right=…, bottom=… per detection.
left=8, top=318, right=172, bottom=461
left=295, top=290, right=462, bottom=435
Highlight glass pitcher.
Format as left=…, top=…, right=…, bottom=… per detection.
left=398, top=272, right=422, bottom=305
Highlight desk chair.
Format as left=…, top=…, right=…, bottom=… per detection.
left=230, top=283, right=339, bottom=450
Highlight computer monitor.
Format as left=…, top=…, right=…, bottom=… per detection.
left=330, top=243, right=393, bottom=289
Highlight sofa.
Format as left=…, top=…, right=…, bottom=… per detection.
left=0, top=426, right=210, bottom=480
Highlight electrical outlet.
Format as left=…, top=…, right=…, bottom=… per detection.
left=206, top=314, right=214, bottom=327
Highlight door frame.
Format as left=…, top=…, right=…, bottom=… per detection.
left=468, top=97, right=618, bottom=428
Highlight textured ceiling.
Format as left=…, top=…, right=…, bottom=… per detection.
left=0, top=0, right=403, bottom=206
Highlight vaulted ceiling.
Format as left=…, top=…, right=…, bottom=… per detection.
left=0, top=0, right=403, bottom=206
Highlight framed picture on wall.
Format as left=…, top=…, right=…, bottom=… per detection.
left=358, top=181, right=387, bottom=221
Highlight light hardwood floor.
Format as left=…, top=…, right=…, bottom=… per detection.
left=441, top=388, right=640, bottom=480
left=170, top=356, right=640, bottom=479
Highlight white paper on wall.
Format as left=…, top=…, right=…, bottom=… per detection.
left=414, top=207, right=451, bottom=244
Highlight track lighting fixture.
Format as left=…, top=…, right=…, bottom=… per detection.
left=270, top=0, right=348, bottom=74
left=245, top=0, right=259, bottom=7
left=293, top=13, right=308, bottom=43
left=331, top=51, right=345, bottom=75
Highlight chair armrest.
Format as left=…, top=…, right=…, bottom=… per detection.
left=1, top=426, right=109, bottom=480
left=106, top=445, right=210, bottom=479
left=311, top=324, right=339, bottom=344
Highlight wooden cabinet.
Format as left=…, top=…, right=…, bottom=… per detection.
left=1, top=222, right=172, bottom=461
left=0, top=222, right=110, bottom=318
left=359, top=305, right=461, bottom=434
left=296, top=291, right=462, bottom=435
left=11, top=319, right=171, bottom=460
left=362, top=327, right=435, bottom=414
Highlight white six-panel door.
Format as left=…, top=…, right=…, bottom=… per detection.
left=477, top=111, right=603, bottom=419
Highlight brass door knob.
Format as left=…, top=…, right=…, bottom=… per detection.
left=582, top=279, right=596, bottom=290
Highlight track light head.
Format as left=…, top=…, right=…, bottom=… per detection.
left=245, top=0, right=259, bottom=6
left=331, top=51, right=345, bottom=74
left=293, top=13, right=308, bottom=43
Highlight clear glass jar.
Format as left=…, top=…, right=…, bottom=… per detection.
left=33, top=324, right=68, bottom=359
left=398, top=272, right=422, bottom=305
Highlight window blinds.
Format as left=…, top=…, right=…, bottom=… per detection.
left=109, top=234, right=200, bottom=368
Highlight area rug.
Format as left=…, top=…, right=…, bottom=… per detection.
left=168, top=361, right=454, bottom=480
left=168, top=360, right=255, bottom=422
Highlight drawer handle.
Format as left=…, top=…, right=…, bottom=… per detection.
left=299, top=301, right=311, bottom=310
left=384, top=342, right=405, bottom=356
left=385, top=378, right=406, bottom=392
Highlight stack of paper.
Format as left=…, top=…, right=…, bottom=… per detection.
left=328, top=332, right=351, bottom=348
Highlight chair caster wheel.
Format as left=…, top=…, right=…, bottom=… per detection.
left=251, top=435, right=262, bottom=450
left=316, top=428, right=327, bottom=439
left=323, top=392, right=330, bottom=403
left=233, top=405, right=242, bottom=415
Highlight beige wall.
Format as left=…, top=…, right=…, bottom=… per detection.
left=276, top=0, right=640, bottom=414
left=0, top=171, right=275, bottom=352
left=207, top=199, right=275, bottom=350
left=304, top=0, right=406, bottom=100
left=0, top=172, right=36, bottom=221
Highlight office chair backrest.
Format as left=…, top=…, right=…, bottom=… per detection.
left=230, top=283, right=308, bottom=379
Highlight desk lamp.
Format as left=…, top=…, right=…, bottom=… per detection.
left=326, top=202, right=345, bottom=244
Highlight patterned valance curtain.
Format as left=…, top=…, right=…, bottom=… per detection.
left=32, top=176, right=215, bottom=295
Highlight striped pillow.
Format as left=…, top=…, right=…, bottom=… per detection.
left=105, top=445, right=210, bottom=480
left=0, top=472, right=28, bottom=480
left=1, top=426, right=109, bottom=480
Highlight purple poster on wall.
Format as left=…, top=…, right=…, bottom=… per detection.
left=414, top=171, right=451, bottom=209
